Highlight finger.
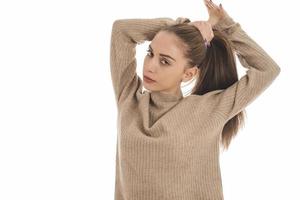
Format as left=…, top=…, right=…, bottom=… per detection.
left=204, top=39, right=210, bottom=47
left=204, top=0, right=213, bottom=8
left=219, top=3, right=223, bottom=10
left=206, top=0, right=215, bottom=7
left=204, top=3, right=213, bottom=9
left=209, top=0, right=217, bottom=7
left=208, top=0, right=220, bottom=10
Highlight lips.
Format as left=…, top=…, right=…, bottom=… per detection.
left=143, top=75, right=156, bottom=82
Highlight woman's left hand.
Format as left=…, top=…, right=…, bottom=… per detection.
left=203, top=0, right=230, bottom=27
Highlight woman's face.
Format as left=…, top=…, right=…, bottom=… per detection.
left=143, top=31, right=198, bottom=95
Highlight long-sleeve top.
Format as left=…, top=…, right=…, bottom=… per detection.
left=109, top=15, right=281, bottom=200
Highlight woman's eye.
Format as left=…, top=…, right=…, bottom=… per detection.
left=146, top=50, right=170, bottom=65
left=161, top=60, right=169, bottom=65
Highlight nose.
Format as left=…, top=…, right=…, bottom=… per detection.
left=146, top=59, right=158, bottom=72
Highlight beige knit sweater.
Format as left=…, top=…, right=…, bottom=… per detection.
left=110, top=15, right=280, bottom=200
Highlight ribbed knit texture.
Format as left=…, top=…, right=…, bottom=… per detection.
left=109, top=16, right=281, bottom=200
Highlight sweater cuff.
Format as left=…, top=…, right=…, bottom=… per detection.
left=212, top=16, right=238, bottom=34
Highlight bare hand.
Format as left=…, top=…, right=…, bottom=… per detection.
left=188, top=0, right=231, bottom=46
left=188, top=21, right=214, bottom=46
left=204, top=0, right=230, bottom=27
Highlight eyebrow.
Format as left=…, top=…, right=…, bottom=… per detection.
left=148, top=44, right=176, bottom=62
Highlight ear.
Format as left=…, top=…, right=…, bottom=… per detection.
left=181, top=65, right=199, bottom=82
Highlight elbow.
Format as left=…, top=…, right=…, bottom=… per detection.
left=112, top=19, right=129, bottom=28
left=112, top=19, right=125, bottom=33
left=272, top=64, right=281, bottom=77
left=113, top=19, right=122, bottom=26
left=267, top=58, right=281, bottom=78
left=264, top=65, right=281, bottom=84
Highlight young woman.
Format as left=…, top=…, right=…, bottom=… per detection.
left=109, top=0, right=281, bottom=199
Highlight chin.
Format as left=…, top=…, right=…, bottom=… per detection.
left=143, top=83, right=151, bottom=90
left=143, top=83, right=158, bottom=92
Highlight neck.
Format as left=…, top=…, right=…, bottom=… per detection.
left=160, top=87, right=182, bottom=97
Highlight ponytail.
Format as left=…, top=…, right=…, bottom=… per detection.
left=191, top=29, right=246, bottom=150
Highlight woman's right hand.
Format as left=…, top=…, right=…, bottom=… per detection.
left=188, top=20, right=214, bottom=46
left=203, top=0, right=230, bottom=27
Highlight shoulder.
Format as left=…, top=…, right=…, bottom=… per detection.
left=182, top=90, right=225, bottom=120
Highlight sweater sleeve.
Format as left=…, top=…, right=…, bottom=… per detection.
left=109, top=17, right=188, bottom=106
left=209, top=16, right=281, bottom=122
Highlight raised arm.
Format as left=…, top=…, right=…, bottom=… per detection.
left=110, top=17, right=187, bottom=107
left=208, top=16, right=281, bottom=122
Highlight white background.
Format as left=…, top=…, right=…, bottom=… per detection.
left=0, top=0, right=299, bottom=199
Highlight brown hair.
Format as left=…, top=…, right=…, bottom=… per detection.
left=160, top=21, right=246, bottom=151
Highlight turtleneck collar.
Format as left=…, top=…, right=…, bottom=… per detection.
left=146, top=89, right=184, bottom=128
left=150, top=89, right=184, bottom=103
